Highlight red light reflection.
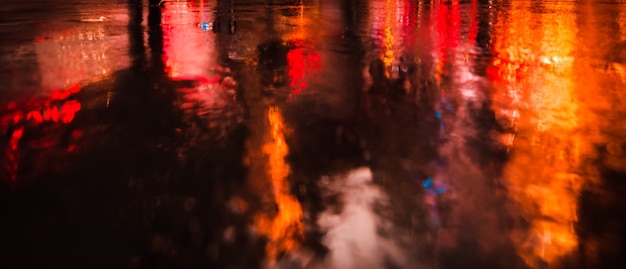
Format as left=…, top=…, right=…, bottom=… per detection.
left=1, top=85, right=82, bottom=183
left=432, top=0, right=461, bottom=85
left=287, top=41, right=320, bottom=96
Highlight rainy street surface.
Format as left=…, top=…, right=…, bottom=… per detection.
left=1, top=0, right=626, bottom=268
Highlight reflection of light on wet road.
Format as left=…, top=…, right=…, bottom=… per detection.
left=370, top=0, right=411, bottom=78
left=317, top=168, right=416, bottom=269
left=571, top=2, right=626, bottom=264
left=491, top=1, right=582, bottom=266
left=273, top=2, right=321, bottom=97
left=1, top=9, right=127, bottom=182
left=287, top=41, right=320, bottom=95
left=432, top=0, right=460, bottom=85
left=254, top=107, right=304, bottom=265
left=280, top=2, right=319, bottom=41
left=1, top=84, right=82, bottom=182
left=161, top=0, right=242, bottom=126
left=33, top=17, right=129, bottom=91
left=162, top=0, right=216, bottom=80
left=382, top=0, right=396, bottom=73
left=431, top=0, right=480, bottom=132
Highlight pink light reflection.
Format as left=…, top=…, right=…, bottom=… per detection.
left=162, top=1, right=216, bottom=80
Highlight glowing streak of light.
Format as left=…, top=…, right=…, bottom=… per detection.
left=381, top=0, right=396, bottom=76
left=5, top=127, right=24, bottom=182
left=490, top=1, right=582, bottom=266
left=382, top=9, right=395, bottom=72
left=254, top=107, right=304, bottom=265
left=370, top=0, right=410, bottom=78
left=300, top=1, right=304, bottom=29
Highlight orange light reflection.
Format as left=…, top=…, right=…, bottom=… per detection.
left=278, top=3, right=321, bottom=96
left=254, top=107, right=304, bottom=265
left=382, top=0, right=396, bottom=72
left=370, top=0, right=411, bottom=78
left=490, top=1, right=582, bottom=267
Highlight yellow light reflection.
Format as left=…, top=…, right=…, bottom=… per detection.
left=370, top=0, right=410, bottom=78
left=382, top=0, right=396, bottom=72
left=491, top=1, right=582, bottom=267
left=254, top=107, right=304, bottom=265
left=279, top=1, right=320, bottom=41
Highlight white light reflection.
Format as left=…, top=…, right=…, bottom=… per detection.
left=316, top=168, right=418, bottom=269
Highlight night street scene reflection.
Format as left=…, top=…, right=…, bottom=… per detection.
left=2, top=0, right=626, bottom=268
